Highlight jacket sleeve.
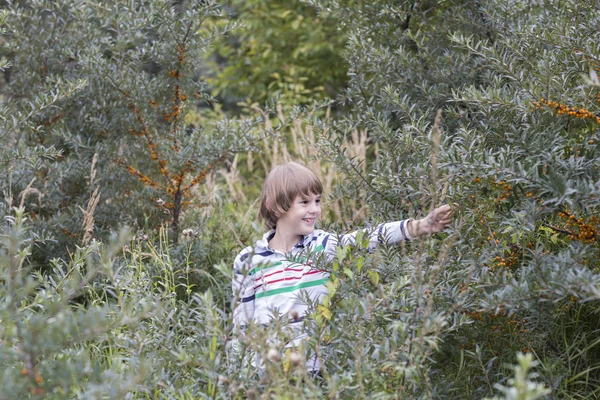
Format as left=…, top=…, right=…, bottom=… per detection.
left=323, top=220, right=412, bottom=257
left=231, top=250, right=255, bottom=329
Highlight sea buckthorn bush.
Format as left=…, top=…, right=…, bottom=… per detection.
left=307, top=0, right=600, bottom=397
left=1, top=0, right=255, bottom=264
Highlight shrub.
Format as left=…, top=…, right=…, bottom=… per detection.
left=1, top=0, right=255, bottom=264
left=309, top=0, right=600, bottom=396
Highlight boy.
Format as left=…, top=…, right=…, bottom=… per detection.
left=231, top=162, right=453, bottom=370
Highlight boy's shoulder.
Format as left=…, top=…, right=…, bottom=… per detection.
left=306, top=228, right=330, bottom=242
left=312, top=228, right=331, bottom=237
left=234, top=244, right=257, bottom=264
left=234, top=230, right=273, bottom=264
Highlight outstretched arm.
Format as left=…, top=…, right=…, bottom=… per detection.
left=321, top=204, right=454, bottom=257
left=407, top=204, right=453, bottom=237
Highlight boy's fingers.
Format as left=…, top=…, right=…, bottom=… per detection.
left=437, top=210, right=454, bottom=227
left=424, top=205, right=455, bottom=233
left=434, top=205, right=453, bottom=219
left=436, top=204, right=452, bottom=213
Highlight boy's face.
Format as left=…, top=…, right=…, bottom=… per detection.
left=276, top=193, right=322, bottom=239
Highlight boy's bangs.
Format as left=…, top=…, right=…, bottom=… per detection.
left=289, top=172, right=322, bottom=199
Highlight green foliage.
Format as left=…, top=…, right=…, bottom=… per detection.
left=1, top=0, right=257, bottom=263
left=207, top=0, right=348, bottom=107
left=486, top=353, right=551, bottom=400
left=0, top=208, right=151, bottom=398
left=3, top=0, right=600, bottom=398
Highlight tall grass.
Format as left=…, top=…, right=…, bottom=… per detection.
left=203, top=104, right=370, bottom=225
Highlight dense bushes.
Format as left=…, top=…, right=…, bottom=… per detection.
left=1, top=0, right=600, bottom=398
left=309, top=0, right=600, bottom=397
left=1, top=0, right=254, bottom=264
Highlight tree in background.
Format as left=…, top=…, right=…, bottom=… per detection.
left=0, top=1, right=251, bottom=396
left=207, top=0, right=348, bottom=107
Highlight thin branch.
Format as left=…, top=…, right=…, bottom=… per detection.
left=329, top=125, right=395, bottom=206
left=542, top=224, right=574, bottom=237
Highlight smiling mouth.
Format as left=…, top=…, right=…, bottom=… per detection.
left=303, top=218, right=315, bottom=224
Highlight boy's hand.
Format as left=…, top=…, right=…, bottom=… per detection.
left=409, top=204, right=454, bottom=237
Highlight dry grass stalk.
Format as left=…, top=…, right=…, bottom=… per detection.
left=80, top=156, right=101, bottom=245
left=80, top=187, right=100, bottom=246
left=328, top=128, right=369, bottom=221
left=18, top=178, right=43, bottom=209
left=247, top=150, right=255, bottom=174
left=218, top=154, right=248, bottom=204
left=430, top=109, right=443, bottom=206
left=89, top=153, right=98, bottom=187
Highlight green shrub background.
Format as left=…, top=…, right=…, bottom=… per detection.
left=1, top=0, right=599, bottom=398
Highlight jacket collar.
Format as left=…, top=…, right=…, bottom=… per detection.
left=256, top=229, right=314, bottom=253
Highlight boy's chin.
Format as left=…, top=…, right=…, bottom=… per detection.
left=299, top=226, right=315, bottom=235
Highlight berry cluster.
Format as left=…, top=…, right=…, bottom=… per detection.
left=557, top=210, right=599, bottom=244
left=533, top=98, right=600, bottom=124
left=463, top=308, right=531, bottom=353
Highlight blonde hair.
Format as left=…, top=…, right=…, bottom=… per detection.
left=259, top=162, right=323, bottom=230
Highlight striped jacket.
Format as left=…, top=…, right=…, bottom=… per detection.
left=232, top=220, right=413, bottom=329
